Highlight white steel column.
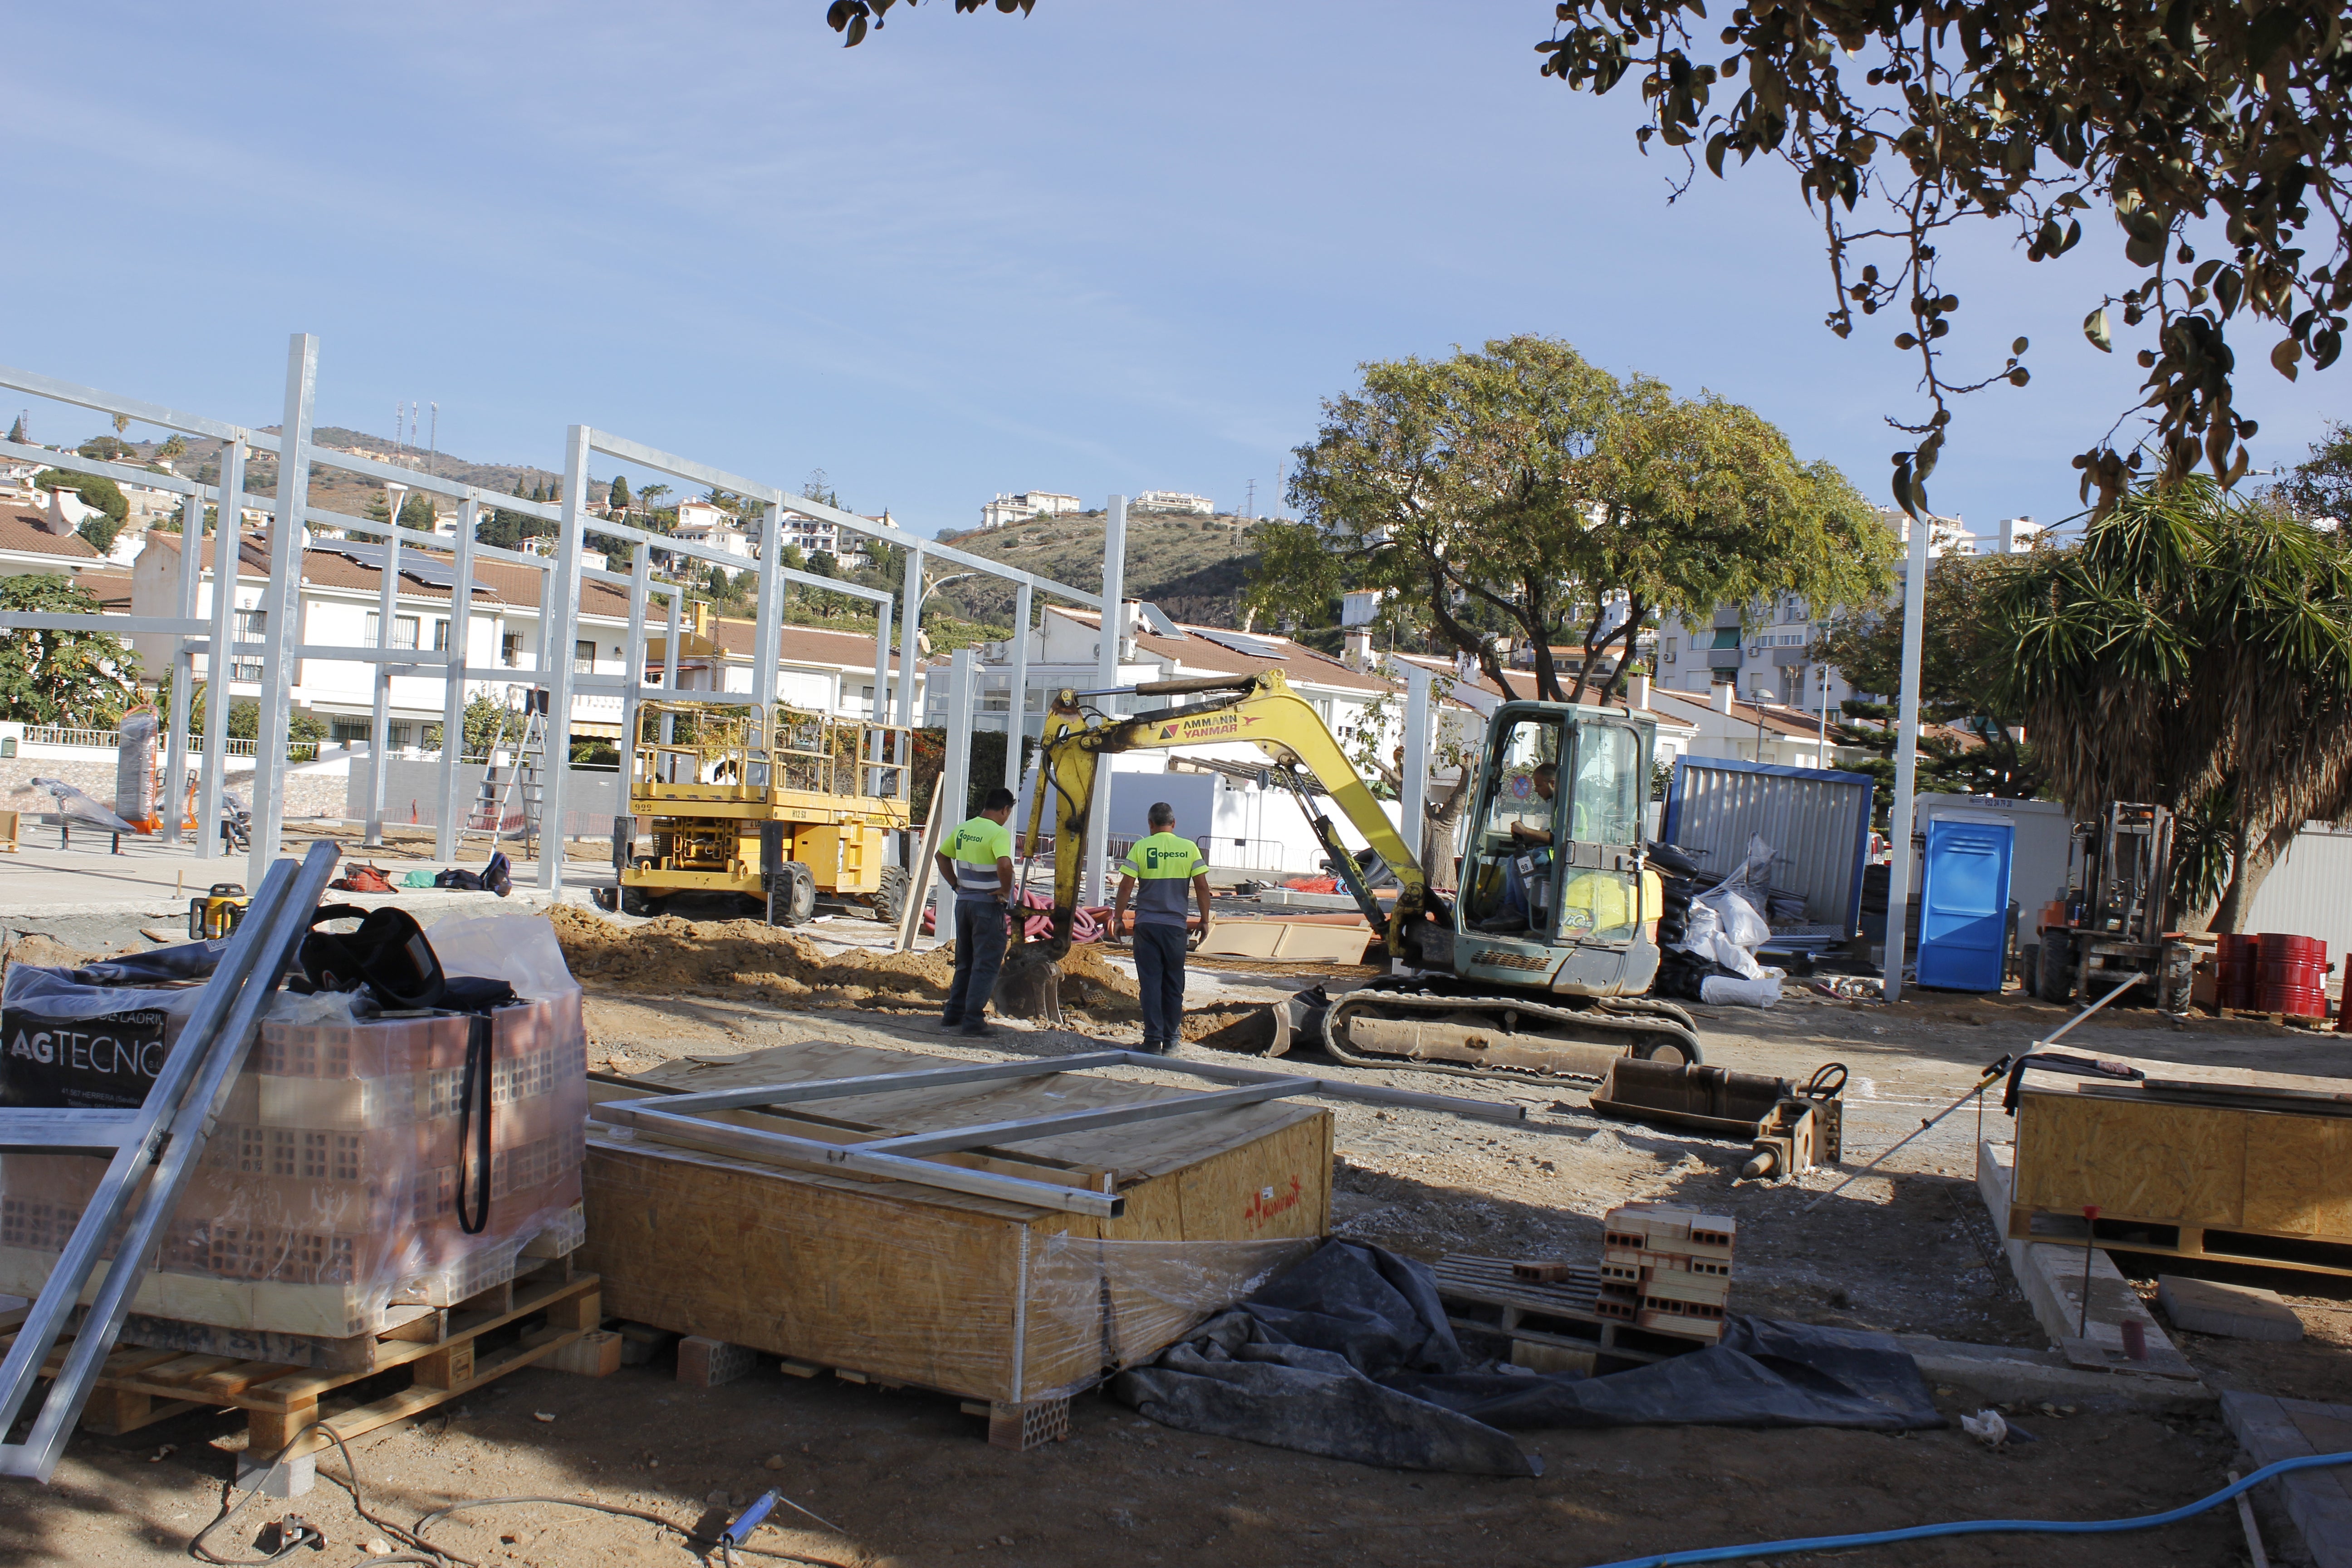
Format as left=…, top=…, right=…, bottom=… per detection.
left=1881, top=509, right=1933, bottom=1004
left=159, top=491, right=202, bottom=846
left=752, top=501, right=782, bottom=710
left=619, top=546, right=652, bottom=805
left=536, top=426, right=592, bottom=892
left=1399, top=659, right=1431, bottom=875
left=249, top=334, right=318, bottom=890
left=870, top=589, right=893, bottom=797
left=1083, top=495, right=1127, bottom=906
left=925, top=647, right=978, bottom=938
left=434, top=497, right=480, bottom=861
left=197, top=440, right=244, bottom=863
left=660, top=587, right=682, bottom=751
left=363, top=484, right=405, bottom=846
left=895, top=546, right=924, bottom=726
left=1005, top=581, right=1031, bottom=793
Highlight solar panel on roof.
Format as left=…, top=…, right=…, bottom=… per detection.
left=1189, top=627, right=1289, bottom=660
left=312, top=540, right=484, bottom=594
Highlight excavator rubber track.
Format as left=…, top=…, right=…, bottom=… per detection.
left=1314, top=978, right=1703, bottom=1085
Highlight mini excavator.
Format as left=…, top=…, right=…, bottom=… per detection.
left=1011, top=669, right=1703, bottom=1083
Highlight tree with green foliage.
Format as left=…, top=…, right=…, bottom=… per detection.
left=423, top=692, right=512, bottom=759
left=159, top=433, right=187, bottom=460
left=1254, top=336, right=1892, bottom=704
left=0, top=577, right=141, bottom=725
left=608, top=475, right=632, bottom=515
left=5, top=415, right=24, bottom=444
left=1992, top=479, right=2352, bottom=931
left=2276, top=422, right=2352, bottom=524
left=365, top=492, right=439, bottom=532
left=802, top=470, right=841, bottom=510
left=34, top=469, right=129, bottom=555
left=77, top=436, right=129, bottom=462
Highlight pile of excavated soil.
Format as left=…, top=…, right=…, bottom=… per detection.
left=0, top=935, right=92, bottom=974
left=547, top=907, right=1156, bottom=1019
left=548, top=906, right=958, bottom=1004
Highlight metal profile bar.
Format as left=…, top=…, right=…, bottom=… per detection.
left=436, top=497, right=481, bottom=860
left=364, top=495, right=404, bottom=845
left=0, top=615, right=210, bottom=635
left=896, top=545, right=923, bottom=727
left=1108, top=1051, right=1529, bottom=1124
left=752, top=502, right=782, bottom=710
left=161, top=489, right=202, bottom=844
left=0, top=842, right=335, bottom=1480
left=642, top=1052, right=1134, bottom=1117
left=248, top=334, right=318, bottom=890
left=294, top=646, right=456, bottom=665
left=0, top=1109, right=147, bottom=1152
left=593, top=1101, right=1122, bottom=1218
left=860, top=1078, right=1310, bottom=1157
left=197, top=439, right=246, bottom=862
left=537, top=426, right=593, bottom=891
left=302, top=443, right=563, bottom=522
left=1006, top=581, right=1032, bottom=791
left=0, top=362, right=271, bottom=446
left=0, top=438, right=211, bottom=496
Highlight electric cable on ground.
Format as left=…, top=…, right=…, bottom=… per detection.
left=1582, top=1450, right=2352, bottom=1567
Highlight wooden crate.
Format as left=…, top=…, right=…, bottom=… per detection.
left=581, top=1039, right=1331, bottom=1408
left=5, top=1261, right=604, bottom=1459
left=2011, top=1083, right=2352, bottom=1278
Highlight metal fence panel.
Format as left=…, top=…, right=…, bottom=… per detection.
left=2245, top=826, right=2352, bottom=976
left=1662, top=757, right=1876, bottom=933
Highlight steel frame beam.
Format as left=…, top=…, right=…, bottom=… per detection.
left=588, top=1047, right=1523, bottom=1219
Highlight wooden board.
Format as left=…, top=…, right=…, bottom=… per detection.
left=582, top=1039, right=1330, bottom=1404
left=1430, top=1254, right=1709, bottom=1365
left=2012, top=1085, right=2352, bottom=1274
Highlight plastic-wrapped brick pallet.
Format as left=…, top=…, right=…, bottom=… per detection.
left=0, top=910, right=587, bottom=1340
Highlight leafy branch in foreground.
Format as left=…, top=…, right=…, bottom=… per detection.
left=827, top=1, right=2352, bottom=519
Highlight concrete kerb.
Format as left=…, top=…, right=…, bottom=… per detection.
left=1976, top=1138, right=2214, bottom=1401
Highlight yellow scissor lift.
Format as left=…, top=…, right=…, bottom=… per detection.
left=606, top=699, right=915, bottom=925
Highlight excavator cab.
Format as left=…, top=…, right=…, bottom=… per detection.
left=1451, top=704, right=1662, bottom=999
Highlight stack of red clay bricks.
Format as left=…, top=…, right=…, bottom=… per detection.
left=1595, top=1201, right=1735, bottom=1341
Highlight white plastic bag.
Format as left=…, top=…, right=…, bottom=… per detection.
left=428, top=909, right=581, bottom=998
left=1700, top=974, right=1783, bottom=1008
left=1667, top=899, right=1722, bottom=957
left=1703, top=888, right=1773, bottom=951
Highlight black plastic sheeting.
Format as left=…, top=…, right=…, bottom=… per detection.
left=1111, top=1241, right=1944, bottom=1476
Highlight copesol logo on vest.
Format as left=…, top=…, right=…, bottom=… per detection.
left=0, top=1007, right=171, bottom=1109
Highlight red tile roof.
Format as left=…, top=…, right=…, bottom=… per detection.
left=1053, top=608, right=1397, bottom=695
left=0, top=510, right=101, bottom=560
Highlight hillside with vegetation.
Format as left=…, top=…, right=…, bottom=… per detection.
left=933, top=509, right=1269, bottom=629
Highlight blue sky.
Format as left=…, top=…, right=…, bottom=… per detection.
left=0, top=1, right=2337, bottom=539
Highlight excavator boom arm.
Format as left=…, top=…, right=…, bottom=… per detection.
left=1022, top=671, right=1427, bottom=957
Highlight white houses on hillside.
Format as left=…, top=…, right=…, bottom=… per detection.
left=127, top=531, right=910, bottom=751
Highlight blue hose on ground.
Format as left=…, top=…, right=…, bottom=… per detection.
left=1585, top=1449, right=2352, bottom=1568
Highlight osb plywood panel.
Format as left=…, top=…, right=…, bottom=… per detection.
left=583, top=1135, right=1031, bottom=1402
left=2014, top=1093, right=2245, bottom=1225
left=2243, top=1114, right=2352, bottom=1240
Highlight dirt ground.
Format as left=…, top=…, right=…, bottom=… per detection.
left=4, top=904, right=2347, bottom=1567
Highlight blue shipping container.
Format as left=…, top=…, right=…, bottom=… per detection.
left=1916, top=818, right=2014, bottom=991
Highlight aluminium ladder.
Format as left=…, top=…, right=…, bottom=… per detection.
left=460, top=689, right=548, bottom=862
left=0, top=840, right=342, bottom=1480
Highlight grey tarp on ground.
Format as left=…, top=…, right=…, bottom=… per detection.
left=1110, top=1241, right=1944, bottom=1476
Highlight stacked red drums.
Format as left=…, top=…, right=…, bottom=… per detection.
left=2215, top=932, right=2260, bottom=1012
left=2255, top=932, right=2329, bottom=1020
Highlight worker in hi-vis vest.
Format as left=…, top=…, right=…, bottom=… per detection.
left=936, top=786, right=1017, bottom=1037
left=1109, top=801, right=1215, bottom=1054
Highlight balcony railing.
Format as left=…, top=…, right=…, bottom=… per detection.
left=14, top=727, right=319, bottom=761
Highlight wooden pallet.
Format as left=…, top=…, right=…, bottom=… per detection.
left=2215, top=1007, right=2336, bottom=1029
left=12, top=1263, right=604, bottom=1460
left=1431, top=1254, right=1715, bottom=1371
left=2011, top=1204, right=2352, bottom=1279
left=663, top=1329, right=1074, bottom=1452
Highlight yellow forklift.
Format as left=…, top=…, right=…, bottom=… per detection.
left=600, top=699, right=915, bottom=924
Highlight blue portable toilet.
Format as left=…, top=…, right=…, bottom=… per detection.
left=1916, top=818, right=2015, bottom=991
